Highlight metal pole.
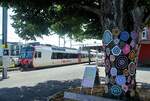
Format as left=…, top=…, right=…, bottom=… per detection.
left=2, top=7, right=8, bottom=79
left=64, top=36, right=66, bottom=47
left=70, top=39, right=72, bottom=48
left=58, top=35, right=60, bottom=47
left=88, top=49, right=91, bottom=64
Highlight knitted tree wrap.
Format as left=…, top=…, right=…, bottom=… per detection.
left=102, top=30, right=138, bottom=96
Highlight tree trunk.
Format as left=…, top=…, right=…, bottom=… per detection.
left=131, top=7, right=145, bottom=32
left=102, top=0, right=124, bottom=31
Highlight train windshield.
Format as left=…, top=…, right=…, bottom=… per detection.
left=20, top=47, right=34, bottom=59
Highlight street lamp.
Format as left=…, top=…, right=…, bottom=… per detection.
left=2, top=7, right=8, bottom=79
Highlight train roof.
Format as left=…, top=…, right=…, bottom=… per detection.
left=24, top=45, right=78, bottom=53
left=52, top=46, right=79, bottom=53
left=22, top=45, right=87, bottom=54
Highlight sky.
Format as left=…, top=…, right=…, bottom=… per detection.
left=0, top=7, right=102, bottom=49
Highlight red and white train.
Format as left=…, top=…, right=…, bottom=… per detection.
left=19, top=45, right=96, bottom=71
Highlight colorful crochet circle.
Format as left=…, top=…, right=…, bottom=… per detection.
left=114, top=38, right=120, bottom=45
left=130, top=40, right=136, bottom=48
left=129, top=50, right=136, bottom=61
left=110, top=68, right=117, bottom=76
left=128, top=62, right=136, bottom=76
left=111, top=46, right=121, bottom=56
left=122, top=44, right=131, bottom=55
left=122, top=85, right=129, bottom=92
left=123, top=69, right=129, bottom=76
left=102, top=30, right=113, bottom=46
left=115, top=75, right=126, bottom=85
left=131, top=31, right=138, bottom=40
left=115, top=55, right=128, bottom=69
left=112, top=28, right=120, bottom=36
left=120, top=31, right=129, bottom=41
left=110, top=55, right=115, bottom=62
left=111, top=85, right=122, bottom=96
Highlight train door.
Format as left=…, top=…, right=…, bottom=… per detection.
left=33, top=51, right=43, bottom=67
left=42, top=49, right=52, bottom=66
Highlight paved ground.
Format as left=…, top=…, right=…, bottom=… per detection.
left=0, top=64, right=86, bottom=88
left=0, top=63, right=90, bottom=101
left=0, top=63, right=149, bottom=101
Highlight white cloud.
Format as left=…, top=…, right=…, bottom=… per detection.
left=8, top=9, right=21, bottom=42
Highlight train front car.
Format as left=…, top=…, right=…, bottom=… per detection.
left=19, top=46, right=34, bottom=71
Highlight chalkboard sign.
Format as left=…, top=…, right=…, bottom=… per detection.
left=81, top=66, right=97, bottom=88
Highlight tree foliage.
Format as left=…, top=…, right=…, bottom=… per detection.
left=1, top=0, right=150, bottom=41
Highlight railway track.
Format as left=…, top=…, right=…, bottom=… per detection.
left=0, top=67, right=19, bottom=72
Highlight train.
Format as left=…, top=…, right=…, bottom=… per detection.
left=19, top=45, right=96, bottom=71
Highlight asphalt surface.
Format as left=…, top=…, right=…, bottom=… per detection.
left=0, top=64, right=149, bottom=101
left=0, top=63, right=89, bottom=101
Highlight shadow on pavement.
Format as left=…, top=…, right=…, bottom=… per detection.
left=0, top=79, right=81, bottom=101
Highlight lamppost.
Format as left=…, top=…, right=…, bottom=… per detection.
left=2, top=7, right=8, bottom=79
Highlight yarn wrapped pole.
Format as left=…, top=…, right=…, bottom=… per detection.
left=102, top=29, right=138, bottom=98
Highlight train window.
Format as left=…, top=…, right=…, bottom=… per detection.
left=72, top=54, right=74, bottom=58
left=72, top=54, right=75, bottom=58
left=68, top=54, right=70, bottom=58
left=52, top=53, right=78, bottom=59
left=71, top=54, right=73, bottom=58
left=52, top=52, right=63, bottom=59
left=53, top=53, right=56, bottom=59
left=63, top=53, right=67, bottom=59
left=51, top=53, right=54, bottom=59
left=52, top=53, right=57, bottom=59
left=68, top=54, right=71, bottom=58
left=35, top=51, right=37, bottom=58
left=58, top=53, right=62, bottom=59
left=38, top=52, right=42, bottom=58
left=74, top=54, right=78, bottom=58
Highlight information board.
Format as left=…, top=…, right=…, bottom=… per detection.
left=81, top=66, right=97, bottom=88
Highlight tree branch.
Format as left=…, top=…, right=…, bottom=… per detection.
left=144, top=14, right=150, bottom=24
left=74, top=4, right=102, bottom=17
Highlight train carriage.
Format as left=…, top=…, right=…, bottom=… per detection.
left=80, top=51, right=89, bottom=63
left=19, top=45, right=95, bottom=70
